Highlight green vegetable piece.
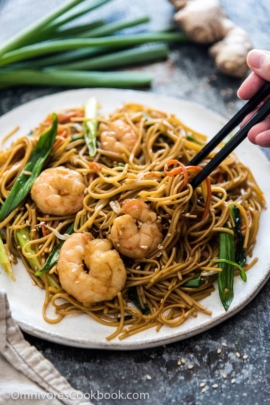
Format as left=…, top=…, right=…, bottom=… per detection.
left=212, top=259, right=247, bottom=282
left=185, top=134, right=204, bottom=146
left=128, top=286, right=150, bottom=315
left=0, top=234, right=15, bottom=281
left=35, top=223, right=74, bottom=276
left=230, top=205, right=246, bottom=267
left=83, top=97, right=98, bottom=157
left=16, top=227, right=41, bottom=271
left=0, top=115, right=57, bottom=223
left=217, top=231, right=235, bottom=311
left=182, top=275, right=201, bottom=288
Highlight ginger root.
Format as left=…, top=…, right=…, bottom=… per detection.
left=169, top=0, right=253, bottom=78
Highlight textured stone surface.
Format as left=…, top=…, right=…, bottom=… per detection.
left=1, top=1, right=270, bottom=404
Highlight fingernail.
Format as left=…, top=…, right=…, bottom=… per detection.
left=248, top=50, right=269, bottom=69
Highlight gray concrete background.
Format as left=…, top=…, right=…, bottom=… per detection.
left=1, top=1, right=270, bottom=404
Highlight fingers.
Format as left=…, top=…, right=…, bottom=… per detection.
left=237, top=49, right=270, bottom=100
left=247, top=117, right=270, bottom=146
left=247, top=49, right=270, bottom=80
left=237, top=72, right=265, bottom=100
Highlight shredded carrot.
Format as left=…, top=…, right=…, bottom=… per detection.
left=57, top=127, right=68, bottom=137
left=52, top=139, right=62, bottom=152
left=89, top=162, right=102, bottom=171
left=57, top=110, right=84, bottom=124
left=41, top=224, right=48, bottom=237
left=164, top=160, right=188, bottom=186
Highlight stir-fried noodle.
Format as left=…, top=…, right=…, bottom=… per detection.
left=0, top=102, right=265, bottom=340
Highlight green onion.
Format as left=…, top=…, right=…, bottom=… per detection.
left=0, top=69, right=153, bottom=88
left=128, top=287, right=150, bottom=315
left=0, top=115, right=57, bottom=222
left=185, top=134, right=204, bottom=146
left=217, top=231, right=235, bottom=311
left=182, top=275, right=201, bottom=288
left=44, top=0, right=111, bottom=32
left=16, top=227, right=41, bottom=271
left=83, top=97, right=98, bottom=157
left=230, top=205, right=246, bottom=267
left=78, top=16, right=150, bottom=38
left=0, top=235, right=15, bottom=281
left=22, top=47, right=111, bottom=69
left=50, top=20, right=105, bottom=39
left=212, top=259, right=247, bottom=282
left=56, top=44, right=168, bottom=71
left=0, top=33, right=188, bottom=67
left=0, top=0, right=84, bottom=56
left=35, top=223, right=74, bottom=276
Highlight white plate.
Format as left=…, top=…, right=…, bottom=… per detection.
left=1, top=88, right=270, bottom=350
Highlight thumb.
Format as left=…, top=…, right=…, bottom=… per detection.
left=247, top=49, right=270, bottom=81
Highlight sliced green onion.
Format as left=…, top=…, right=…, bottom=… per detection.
left=211, top=259, right=247, bottom=282
left=217, top=231, right=235, bottom=311
left=56, top=44, right=168, bottom=71
left=185, top=134, right=204, bottom=146
left=0, top=33, right=188, bottom=67
left=0, top=69, right=153, bottom=88
left=83, top=97, right=98, bottom=157
left=128, top=287, right=150, bottom=315
left=230, top=205, right=246, bottom=267
left=0, top=0, right=84, bottom=56
left=0, top=115, right=57, bottom=222
left=35, top=223, right=74, bottom=276
left=182, top=275, right=201, bottom=288
left=0, top=235, right=15, bottom=281
left=16, top=227, right=41, bottom=272
left=78, top=16, right=150, bottom=38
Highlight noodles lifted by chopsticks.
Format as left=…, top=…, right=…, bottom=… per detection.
left=0, top=102, right=265, bottom=340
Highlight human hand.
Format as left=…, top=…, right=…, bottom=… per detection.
left=237, top=49, right=270, bottom=147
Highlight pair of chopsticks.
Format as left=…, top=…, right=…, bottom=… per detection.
left=189, top=82, right=270, bottom=189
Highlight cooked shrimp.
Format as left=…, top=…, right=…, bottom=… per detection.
left=110, top=199, right=163, bottom=260
left=57, top=233, right=127, bottom=305
left=99, top=119, right=139, bottom=154
left=31, top=167, right=85, bottom=215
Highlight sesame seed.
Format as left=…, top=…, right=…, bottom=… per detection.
left=177, top=359, right=181, bottom=366
left=222, top=374, right=227, bottom=379
left=243, top=355, right=248, bottom=360
left=140, top=245, right=147, bottom=249
left=231, top=379, right=236, bottom=384
left=136, top=266, right=141, bottom=269
left=157, top=244, right=164, bottom=250
left=167, top=233, right=171, bottom=237
left=202, top=388, right=207, bottom=393
left=222, top=342, right=227, bottom=347
left=181, top=358, right=186, bottom=364
left=31, top=281, right=36, bottom=286
left=188, top=364, right=194, bottom=370
left=200, top=382, right=206, bottom=388
left=156, top=252, right=163, bottom=257
left=217, top=349, right=222, bottom=354
left=145, top=374, right=152, bottom=380
left=75, top=280, right=80, bottom=284
left=236, top=352, right=241, bottom=358
left=212, top=384, right=218, bottom=389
